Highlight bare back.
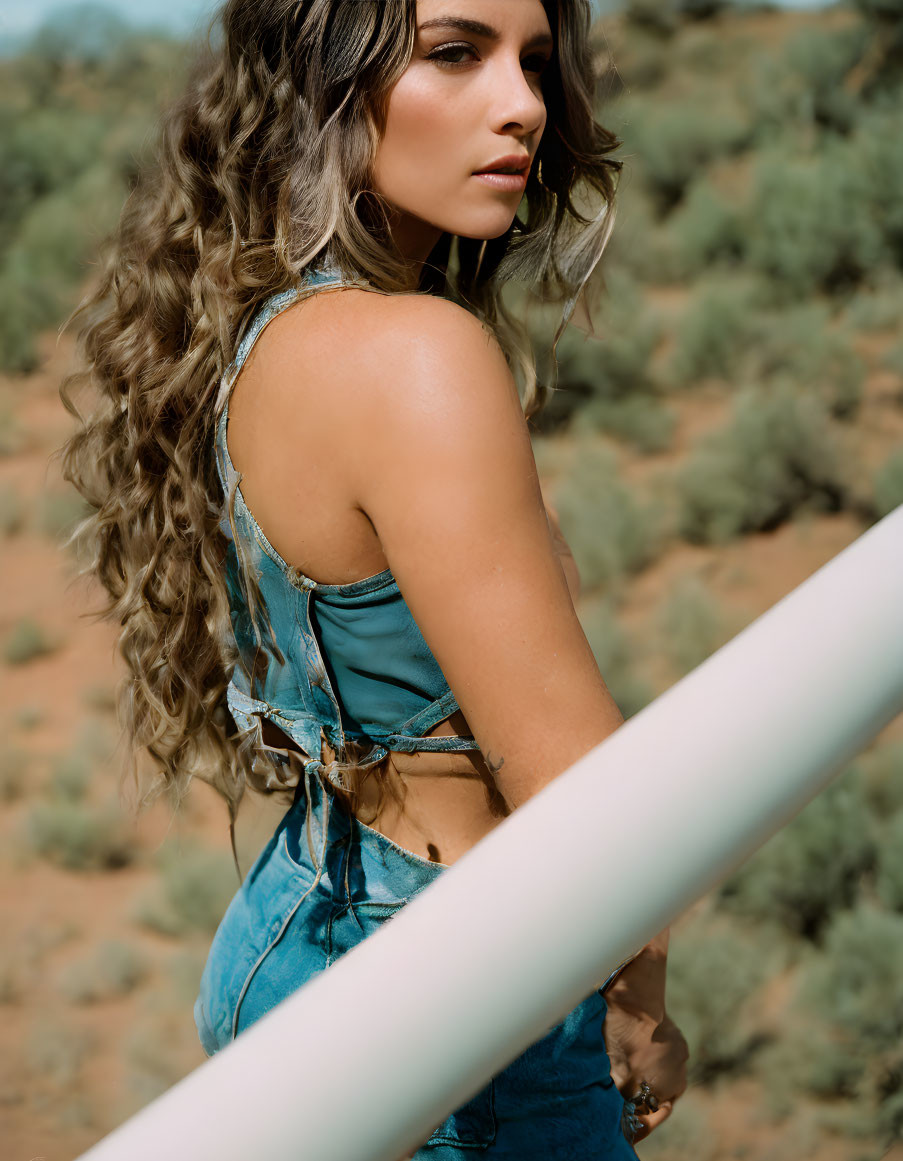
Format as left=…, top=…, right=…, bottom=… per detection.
left=226, top=284, right=621, bottom=865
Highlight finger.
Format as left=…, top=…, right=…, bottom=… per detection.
left=629, top=1102, right=673, bottom=1144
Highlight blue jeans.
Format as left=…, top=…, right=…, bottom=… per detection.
left=195, top=773, right=640, bottom=1159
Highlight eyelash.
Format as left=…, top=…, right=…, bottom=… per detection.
left=426, top=42, right=550, bottom=75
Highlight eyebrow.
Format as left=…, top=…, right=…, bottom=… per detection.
left=418, top=16, right=554, bottom=52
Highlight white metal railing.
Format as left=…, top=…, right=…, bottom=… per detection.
left=77, top=504, right=903, bottom=1161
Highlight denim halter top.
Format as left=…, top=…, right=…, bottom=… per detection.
left=213, top=262, right=482, bottom=793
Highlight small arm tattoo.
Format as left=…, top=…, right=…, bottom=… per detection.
left=484, top=750, right=505, bottom=778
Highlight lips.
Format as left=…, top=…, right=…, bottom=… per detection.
left=473, top=154, right=531, bottom=176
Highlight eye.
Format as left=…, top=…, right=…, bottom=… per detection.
left=523, top=53, right=551, bottom=76
left=425, top=43, right=552, bottom=76
left=425, top=42, right=479, bottom=68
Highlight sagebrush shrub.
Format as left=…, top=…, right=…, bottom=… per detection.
left=622, top=95, right=750, bottom=213
left=0, top=484, right=25, bottom=535
left=665, top=910, right=774, bottom=1081
left=656, top=572, right=733, bottom=676
left=666, top=177, right=746, bottom=280
left=578, top=596, right=654, bottom=719
left=873, top=447, right=903, bottom=519
left=876, top=810, right=903, bottom=912
left=718, top=769, right=876, bottom=938
left=745, top=147, right=884, bottom=299
left=743, top=303, right=866, bottom=420
left=676, top=383, right=853, bottom=543
left=800, top=902, right=903, bottom=1053
left=3, top=617, right=58, bottom=665
left=25, top=799, right=134, bottom=871
left=58, top=939, right=149, bottom=1004
left=669, top=278, right=762, bottom=386
left=134, top=844, right=239, bottom=937
left=554, top=439, right=665, bottom=592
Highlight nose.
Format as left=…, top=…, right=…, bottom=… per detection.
left=488, top=54, right=547, bottom=143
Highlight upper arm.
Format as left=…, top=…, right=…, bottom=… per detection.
left=327, top=294, right=623, bottom=808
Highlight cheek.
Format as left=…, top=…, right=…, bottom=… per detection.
left=380, top=75, right=461, bottom=177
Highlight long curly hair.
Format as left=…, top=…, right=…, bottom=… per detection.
left=58, top=0, right=622, bottom=857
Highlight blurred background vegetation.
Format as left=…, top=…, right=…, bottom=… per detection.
left=1, top=1, right=903, bottom=1158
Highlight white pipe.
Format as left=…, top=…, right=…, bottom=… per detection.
left=78, top=506, right=903, bottom=1161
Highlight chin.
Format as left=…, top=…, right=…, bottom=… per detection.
left=448, top=213, right=520, bottom=243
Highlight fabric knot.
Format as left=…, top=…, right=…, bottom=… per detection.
left=303, top=756, right=345, bottom=788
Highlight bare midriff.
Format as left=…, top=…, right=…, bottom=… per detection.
left=259, top=712, right=510, bottom=868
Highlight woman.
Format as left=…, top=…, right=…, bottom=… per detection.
left=60, top=0, right=688, bottom=1155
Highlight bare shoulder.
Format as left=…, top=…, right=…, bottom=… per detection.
left=279, top=286, right=509, bottom=399
left=262, top=285, right=525, bottom=489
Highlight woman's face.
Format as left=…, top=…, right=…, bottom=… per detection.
left=371, top=0, right=553, bottom=267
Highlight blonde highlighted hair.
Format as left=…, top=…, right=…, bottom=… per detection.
left=58, top=0, right=622, bottom=842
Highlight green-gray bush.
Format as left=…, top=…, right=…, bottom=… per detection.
left=0, top=401, right=24, bottom=456
left=0, top=746, right=28, bottom=802
left=745, top=148, right=884, bottom=300
left=873, top=447, right=903, bottom=519
left=134, top=844, right=238, bottom=937
left=554, top=440, right=665, bottom=592
left=554, top=271, right=663, bottom=401
left=876, top=810, right=903, bottom=912
left=676, top=384, right=852, bottom=544
left=669, top=278, right=762, bottom=386
left=0, top=163, right=127, bottom=372
left=677, top=0, right=728, bottom=18
left=800, top=902, right=903, bottom=1053
left=49, top=753, right=92, bottom=802
left=579, top=596, right=654, bottom=719
left=622, top=96, right=750, bottom=213
left=852, top=0, right=903, bottom=20
left=530, top=271, right=663, bottom=432
left=83, top=683, right=118, bottom=713
left=744, top=303, right=866, bottom=421
left=781, top=27, right=865, bottom=133
left=624, top=0, right=680, bottom=35
left=3, top=617, right=59, bottom=665
left=36, top=488, right=93, bottom=541
left=743, top=23, right=868, bottom=142
left=666, top=177, right=746, bottom=280
left=656, top=573, right=731, bottom=676
left=0, top=103, right=106, bottom=250
left=844, top=272, right=903, bottom=333
left=753, top=1016, right=865, bottom=1116
left=883, top=340, right=903, bottom=380
left=718, top=769, right=875, bottom=939
left=665, top=910, right=773, bottom=1081
left=838, top=111, right=903, bottom=265
left=603, top=190, right=677, bottom=285
left=24, top=799, right=135, bottom=871
left=125, top=1009, right=189, bottom=1106
left=573, top=395, right=677, bottom=455
left=58, top=939, right=149, bottom=1004
left=27, top=1016, right=92, bottom=1090
left=15, top=704, right=45, bottom=730
left=0, top=484, right=25, bottom=535
left=859, top=741, right=903, bottom=817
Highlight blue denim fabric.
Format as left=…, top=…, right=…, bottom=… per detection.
left=195, top=770, right=640, bottom=1159
left=213, top=264, right=483, bottom=794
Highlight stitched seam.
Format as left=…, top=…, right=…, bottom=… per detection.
left=230, top=841, right=320, bottom=1040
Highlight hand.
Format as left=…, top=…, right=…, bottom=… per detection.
left=603, top=1006, right=689, bottom=1144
